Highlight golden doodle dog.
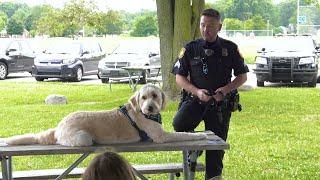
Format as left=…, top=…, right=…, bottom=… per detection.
left=1, top=84, right=209, bottom=146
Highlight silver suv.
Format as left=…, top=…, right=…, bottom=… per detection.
left=98, top=40, right=160, bottom=83
left=253, top=36, right=320, bottom=87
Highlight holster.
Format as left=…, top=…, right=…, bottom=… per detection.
left=225, top=89, right=242, bottom=112
left=178, top=89, right=242, bottom=112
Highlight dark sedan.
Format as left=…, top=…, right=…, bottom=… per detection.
left=32, top=41, right=105, bottom=82
left=0, top=39, right=35, bottom=80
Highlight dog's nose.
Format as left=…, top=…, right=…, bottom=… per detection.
left=148, top=106, right=153, bottom=112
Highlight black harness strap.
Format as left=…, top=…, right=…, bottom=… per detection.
left=118, top=105, right=154, bottom=142
left=143, top=113, right=162, bottom=124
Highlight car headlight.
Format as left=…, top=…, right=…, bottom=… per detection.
left=63, top=58, right=76, bottom=64
left=255, top=57, right=267, bottom=65
left=98, top=61, right=105, bottom=68
left=299, top=57, right=315, bottom=65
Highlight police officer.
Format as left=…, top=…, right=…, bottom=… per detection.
left=171, top=8, right=249, bottom=180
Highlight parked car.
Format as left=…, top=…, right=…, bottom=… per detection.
left=98, top=42, right=160, bottom=84
left=32, top=41, right=105, bottom=82
left=0, top=39, right=35, bottom=80
left=253, top=36, right=320, bottom=87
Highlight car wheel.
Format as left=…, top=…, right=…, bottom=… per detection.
left=73, top=66, right=83, bottom=82
left=317, top=76, right=320, bottom=83
left=0, top=62, right=8, bottom=80
left=101, top=78, right=109, bottom=83
left=257, top=80, right=264, bottom=87
left=307, top=76, right=317, bottom=87
left=35, top=77, right=45, bottom=81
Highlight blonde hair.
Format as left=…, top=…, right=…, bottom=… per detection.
left=82, top=151, right=136, bottom=180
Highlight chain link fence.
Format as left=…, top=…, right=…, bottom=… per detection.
left=219, top=30, right=273, bottom=38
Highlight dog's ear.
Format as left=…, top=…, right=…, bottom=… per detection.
left=161, top=91, right=167, bottom=110
left=129, top=91, right=140, bottom=112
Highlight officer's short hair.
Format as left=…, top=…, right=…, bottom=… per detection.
left=201, top=8, right=221, bottom=21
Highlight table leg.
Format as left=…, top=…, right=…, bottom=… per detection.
left=1, top=156, right=12, bottom=180
left=55, top=153, right=90, bottom=180
left=132, top=167, right=148, bottom=180
left=182, top=151, right=189, bottom=180
left=127, top=73, right=140, bottom=92
left=7, top=156, right=11, bottom=180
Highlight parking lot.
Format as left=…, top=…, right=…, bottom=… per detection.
left=4, top=65, right=320, bottom=88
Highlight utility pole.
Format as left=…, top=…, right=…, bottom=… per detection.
left=297, top=0, right=300, bottom=34
left=267, top=20, right=270, bottom=36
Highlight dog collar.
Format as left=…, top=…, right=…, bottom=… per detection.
left=142, top=113, right=162, bottom=124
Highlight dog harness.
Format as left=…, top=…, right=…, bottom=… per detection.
left=118, top=105, right=162, bottom=142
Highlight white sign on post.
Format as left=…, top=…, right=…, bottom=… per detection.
left=298, top=16, right=307, bottom=24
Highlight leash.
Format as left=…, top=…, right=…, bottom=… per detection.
left=200, top=91, right=224, bottom=124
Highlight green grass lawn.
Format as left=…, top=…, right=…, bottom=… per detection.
left=0, top=82, right=319, bottom=179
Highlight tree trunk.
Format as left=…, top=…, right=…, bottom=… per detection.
left=156, top=0, right=175, bottom=99
left=156, top=0, right=205, bottom=99
left=191, top=0, right=205, bottom=39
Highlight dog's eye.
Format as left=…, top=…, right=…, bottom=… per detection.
left=152, top=93, right=158, bottom=99
left=142, top=95, right=147, bottom=100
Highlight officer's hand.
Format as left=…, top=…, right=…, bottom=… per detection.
left=196, top=89, right=212, bottom=102
left=213, top=93, right=223, bottom=102
left=215, top=86, right=228, bottom=96
left=213, top=86, right=229, bottom=101
left=213, top=87, right=227, bottom=102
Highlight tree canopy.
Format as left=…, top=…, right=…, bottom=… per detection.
left=1, top=0, right=320, bottom=37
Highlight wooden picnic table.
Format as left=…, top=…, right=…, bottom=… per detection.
left=0, top=133, right=229, bottom=180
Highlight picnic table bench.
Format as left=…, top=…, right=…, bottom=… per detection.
left=0, top=163, right=205, bottom=180
left=122, top=65, right=161, bottom=91
left=108, top=76, right=140, bottom=91
left=0, top=133, right=229, bottom=180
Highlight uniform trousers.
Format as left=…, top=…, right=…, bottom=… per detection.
left=173, top=99, right=231, bottom=178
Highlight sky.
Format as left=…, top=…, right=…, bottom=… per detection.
left=3, top=0, right=157, bottom=13
left=3, top=0, right=284, bottom=12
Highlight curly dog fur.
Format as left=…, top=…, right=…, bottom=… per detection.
left=2, top=84, right=208, bottom=146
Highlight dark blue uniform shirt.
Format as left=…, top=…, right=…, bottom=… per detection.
left=172, top=36, right=249, bottom=91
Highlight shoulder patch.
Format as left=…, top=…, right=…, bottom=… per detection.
left=174, top=61, right=181, bottom=69
left=178, top=48, right=186, bottom=59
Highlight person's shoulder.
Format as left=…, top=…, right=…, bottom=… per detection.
left=219, top=37, right=238, bottom=48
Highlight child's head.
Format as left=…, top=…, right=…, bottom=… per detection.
left=82, top=151, right=136, bottom=180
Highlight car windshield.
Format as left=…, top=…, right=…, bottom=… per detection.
left=45, top=42, right=81, bottom=55
left=112, top=40, right=159, bottom=55
left=0, top=39, right=16, bottom=50
left=263, top=37, right=315, bottom=52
